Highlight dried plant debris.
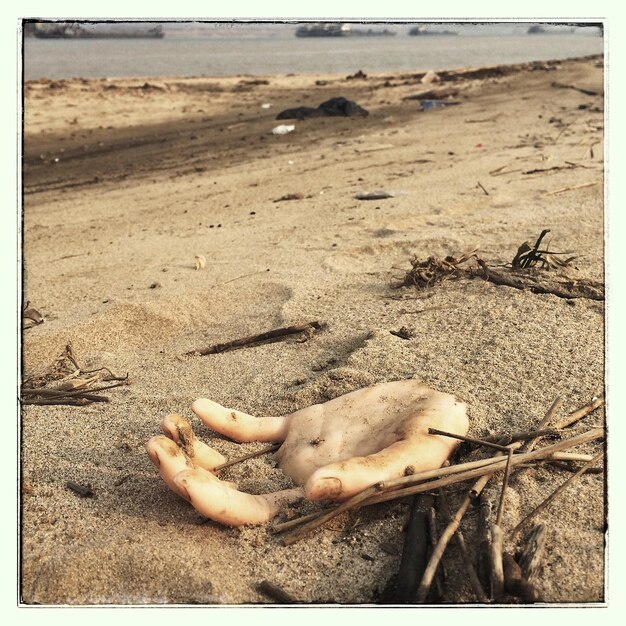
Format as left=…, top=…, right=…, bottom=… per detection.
left=22, top=301, right=44, bottom=329
left=273, top=193, right=304, bottom=202
left=399, top=249, right=480, bottom=289
left=273, top=394, right=604, bottom=603
left=399, top=237, right=603, bottom=301
left=21, top=343, right=129, bottom=406
left=511, top=230, right=577, bottom=269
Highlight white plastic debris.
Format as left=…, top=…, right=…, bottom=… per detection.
left=421, top=70, right=441, bottom=84
left=194, top=255, right=206, bottom=270
left=271, top=124, right=295, bottom=135
left=354, top=191, right=396, bottom=201
left=261, top=103, right=272, bottom=109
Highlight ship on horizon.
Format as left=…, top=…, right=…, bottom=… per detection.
left=295, top=23, right=396, bottom=37
left=31, top=22, right=165, bottom=39
left=408, top=25, right=458, bottom=36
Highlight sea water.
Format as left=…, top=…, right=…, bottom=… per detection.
left=23, top=28, right=604, bottom=81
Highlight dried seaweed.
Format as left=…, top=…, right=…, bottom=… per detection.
left=398, top=249, right=479, bottom=289
left=511, top=230, right=577, bottom=269
left=22, top=301, right=44, bottom=329
left=398, top=237, right=603, bottom=301
left=21, top=343, right=128, bottom=406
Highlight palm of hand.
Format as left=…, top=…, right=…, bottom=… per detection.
left=146, top=380, right=468, bottom=526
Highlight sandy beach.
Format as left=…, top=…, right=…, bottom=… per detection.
left=21, top=55, right=605, bottom=605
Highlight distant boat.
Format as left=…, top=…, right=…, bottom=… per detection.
left=295, top=23, right=396, bottom=37
left=527, top=24, right=576, bottom=34
left=409, top=26, right=458, bottom=36
left=33, top=23, right=165, bottom=39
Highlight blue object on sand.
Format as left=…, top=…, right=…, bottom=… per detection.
left=420, top=99, right=460, bottom=110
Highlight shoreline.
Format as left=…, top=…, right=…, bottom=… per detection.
left=21, top=55, right=605, bottom=604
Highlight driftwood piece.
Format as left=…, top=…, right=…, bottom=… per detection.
left=518, top=524, right=546, bottom=582
left=502, top=553, right=538, bottom=602
left=477, top=497, right=493, bottom=596
left=477, top=260, right=605, bottom=301
left=551, top=81, right=603, bottom=97
left=256, top=580, right=299, bottom=604
left=394, top=495, right=432, bottom=603
left=427, top=505, right=446, bottom=600
left=489, top=524, right=505, bottom=601
left=439, top=492, right=488, bottom=602
left=186, top=321, right=323, bottom=356
left=415, top=472, right=492, bottom=603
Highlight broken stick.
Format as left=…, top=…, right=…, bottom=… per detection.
left=518, top=524, right=546, bottom=582
left=214, top=444, right=280, bottom=472
left=186, top=321, right=323, bottom=356
left=554, top=396, right=604, bottom=429
left=511, top=451, right=604, bottom=536
left=394, top=495, right=432, bottom=603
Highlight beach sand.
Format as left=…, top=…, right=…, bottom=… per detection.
left=21, top=55, right=605, bottom=605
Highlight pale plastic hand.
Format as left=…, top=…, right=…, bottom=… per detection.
left=146, top=380, right=469, bottom=526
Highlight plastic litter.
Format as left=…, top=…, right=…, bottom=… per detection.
left=421, top=70, right=441, bottom=84
left=354, top=191, right=396, bottom=201
left=271, top=124, right=295, bottom=135
left=261, top=103, right=272, bottom=109
left=420, top=99, right=460, bottom=110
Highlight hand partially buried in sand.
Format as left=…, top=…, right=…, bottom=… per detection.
left=146, top=380, right=469, bottom=526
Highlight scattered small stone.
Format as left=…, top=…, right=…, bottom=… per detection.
left=273, top=193, right=304, bottom=202
left=66, top=481, right=94, bottom=498
left=149, top=282, right=161, bottom=289
left=390, top=327, right=415, bottom=340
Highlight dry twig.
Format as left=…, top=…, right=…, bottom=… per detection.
left=522, top=396, right=563, bottom=452
left=511, top=451, right=604, bottom=537
left=439, top=492, right=488, bottom=602
left=214, top=444, right=280, bottom=472
left=186, top=321, right=323, bottom=356
left=394, top=495, right=433, bottom=603
left=554, top=396, right=604, bottom=429
left=277, top=429, right=603, bottom=543
left=545, top=181, right=598, bottom=195
left=518, top=524, right=546, bottom=582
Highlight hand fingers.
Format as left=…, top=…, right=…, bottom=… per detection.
left=306, top=437, right=456, bottom=500
left=146, top=435, right=195, bottom=497
left=160, top=414, right=226, bottom=472
left=174, top=469, right=304, bottom=526
left=192, top=398, right=290, bottom=443
left=305, top=399, right=469, bottom=501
